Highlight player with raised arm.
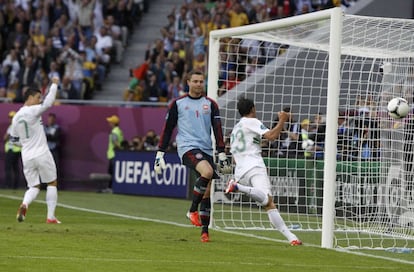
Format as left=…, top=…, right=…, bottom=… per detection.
left=226, top=97, right=302, bottom=246
left=154, top=70, right=230, bottom=242
left=12, top=77, right=61, bottom=224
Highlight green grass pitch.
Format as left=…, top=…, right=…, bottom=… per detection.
left=0, top=189, right=413, bottom=272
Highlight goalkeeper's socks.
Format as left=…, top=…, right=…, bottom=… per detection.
left=189, top=177, right=209, bottom=212
left=200, top=198, right=211, bottom=231
left=189, top=192, right=203, bottom=212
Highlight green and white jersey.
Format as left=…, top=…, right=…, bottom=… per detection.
left=230, top=117, right=269, bottom=179
left=11, top=84, right=57, bottom=161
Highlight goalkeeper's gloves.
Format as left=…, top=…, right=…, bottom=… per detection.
left=218, top=152, right=232, bottom=174
left=154, top=151, right=166, bottom=174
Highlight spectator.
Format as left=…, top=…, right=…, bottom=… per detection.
left=125, top=59, right=149, bottom=101
left=44, top=113, right=62, bottom=176
left=211, top=12, right=227, bottom=30
left=120, top=139, right=131, bottom=150
left=198, top=10, right=213, bottom=50
left=143, top=129, right=159, bottom=151
left=3, top=110, right=22, bottom=189
left=112, top=0, right=134, bottom=36
left=67, top=0, right=80, bottom=24
left=337, top=110, right=351, bottom=160
left=168, top=71, right=185, bottom=101
left=300, top=118, right=313, bottom=158
left=227, top=2, right=249, bottom=28
left=130, top=135, right=144, bottom=151
left=280, top=112, right=301, bottom=158
left=102, top=115, right=124, bottom=193
left=311, top=113, right=326, bottom=152
left=47, top=61, right=60, bottom=81
left=48, top=0, right=69, bottom=28
left=160, top=24, right=175, bottom=58
left=142, top=70, right=161, bottom=102
left=77, top=0, right=95, bottom=40
left=94, top=26, right=113, bottom=66
left=174, top=5, right=195, bottom=44
left=50, top=26, right=65, bottom=52
left=30, top=23, right=46, bottom=47
left=2, top=49, right=21, bottom=94
left=218, top=69, right=239, bottom=96
left=150, top=54, right=168, bottom=96
left=169, top=50, right=186, bottom=79
left=93, top=0, right=105, bottom=31
left=79, top=50, right=96, bottom=98
left=104, top=15, right=125, bottom=64
left=60, top=76, right=78, bottom=99
left=84, top=36, right=106, bottom=90
left=0, top=67, right=7, bottom=97
left=58, top=46, right=84, bottom=99
left=17, top=55, right=38, bottom=90
left=6, top=22, right=29, bottom=51
left=29, top=7, right=50, bottom=37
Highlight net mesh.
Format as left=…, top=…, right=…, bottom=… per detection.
left=210, top=11, right=414, bottom=250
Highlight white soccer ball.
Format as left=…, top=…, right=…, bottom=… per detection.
left=387, top=97, right=410, bottom=119
left=301, top=139, right=314, bottom=151
left=380, top=62, right=392, bottom=74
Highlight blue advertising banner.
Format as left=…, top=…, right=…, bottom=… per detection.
left=112, top=151, right=189, bottom=198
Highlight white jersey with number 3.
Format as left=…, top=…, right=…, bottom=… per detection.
left=230, top=117, right=269, bottom=180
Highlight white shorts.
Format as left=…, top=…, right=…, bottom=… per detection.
left=23, top=151, right=57, bottom=187
left=238, top=167, right=272, bottom=197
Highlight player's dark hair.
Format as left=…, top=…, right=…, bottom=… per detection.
left=23, top=87, right=41, bottom=102
left=237, top=97, right=255, bottom=116
left=188, top=70, right=204, bottom=79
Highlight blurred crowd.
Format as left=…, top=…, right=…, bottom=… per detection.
left=0, top=0, right=358, bottom=103
left=0, top=0, right=145, bottom=101
left=258, top=95, right=381, bottom=161
left=119, top=128, right=176, bottom=153
left=125, top=0, right=359, bottom=102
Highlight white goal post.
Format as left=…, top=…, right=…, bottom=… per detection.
left=208, top=7, right=414, bottom=251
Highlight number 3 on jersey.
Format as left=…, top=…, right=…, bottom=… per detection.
left=231, top=129, right=246, bottom=154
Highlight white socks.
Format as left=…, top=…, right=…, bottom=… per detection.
left=267, top=208, right=298, bottom=242
left=234, top=183, right=268, bottom=206
left=46, top=186, right=58, bottom=219
left=22, top=187, right=40, bottom=206
left=235, top=183, right=298, bottom=242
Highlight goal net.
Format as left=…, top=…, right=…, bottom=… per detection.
left=208, top=8, right=414, bottom=251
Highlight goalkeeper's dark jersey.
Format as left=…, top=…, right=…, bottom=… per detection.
left=158, top=94, right=226, bottom=160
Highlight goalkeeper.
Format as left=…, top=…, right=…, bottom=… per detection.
left=225, top=97, right=302, bottom=246
left=154, top=70, right=230, bottom=243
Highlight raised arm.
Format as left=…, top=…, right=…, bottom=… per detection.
left=263, top=111, right=290, bottom=141
left=40, top=77, right=59, bottom=112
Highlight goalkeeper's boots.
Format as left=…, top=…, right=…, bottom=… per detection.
left=186, top=211, right=202, bottom=227
left=46, top=218, right=62, bottom=224
left=225, top=178, right=238, bottom=194
left=16, top=204, right=27, bottom=222
left=290, top=239, right=303, bottom=246
left=200, top=232, right=209, bottom=243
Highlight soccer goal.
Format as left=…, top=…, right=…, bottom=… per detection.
left=208, top=7, right=414, bottom=251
